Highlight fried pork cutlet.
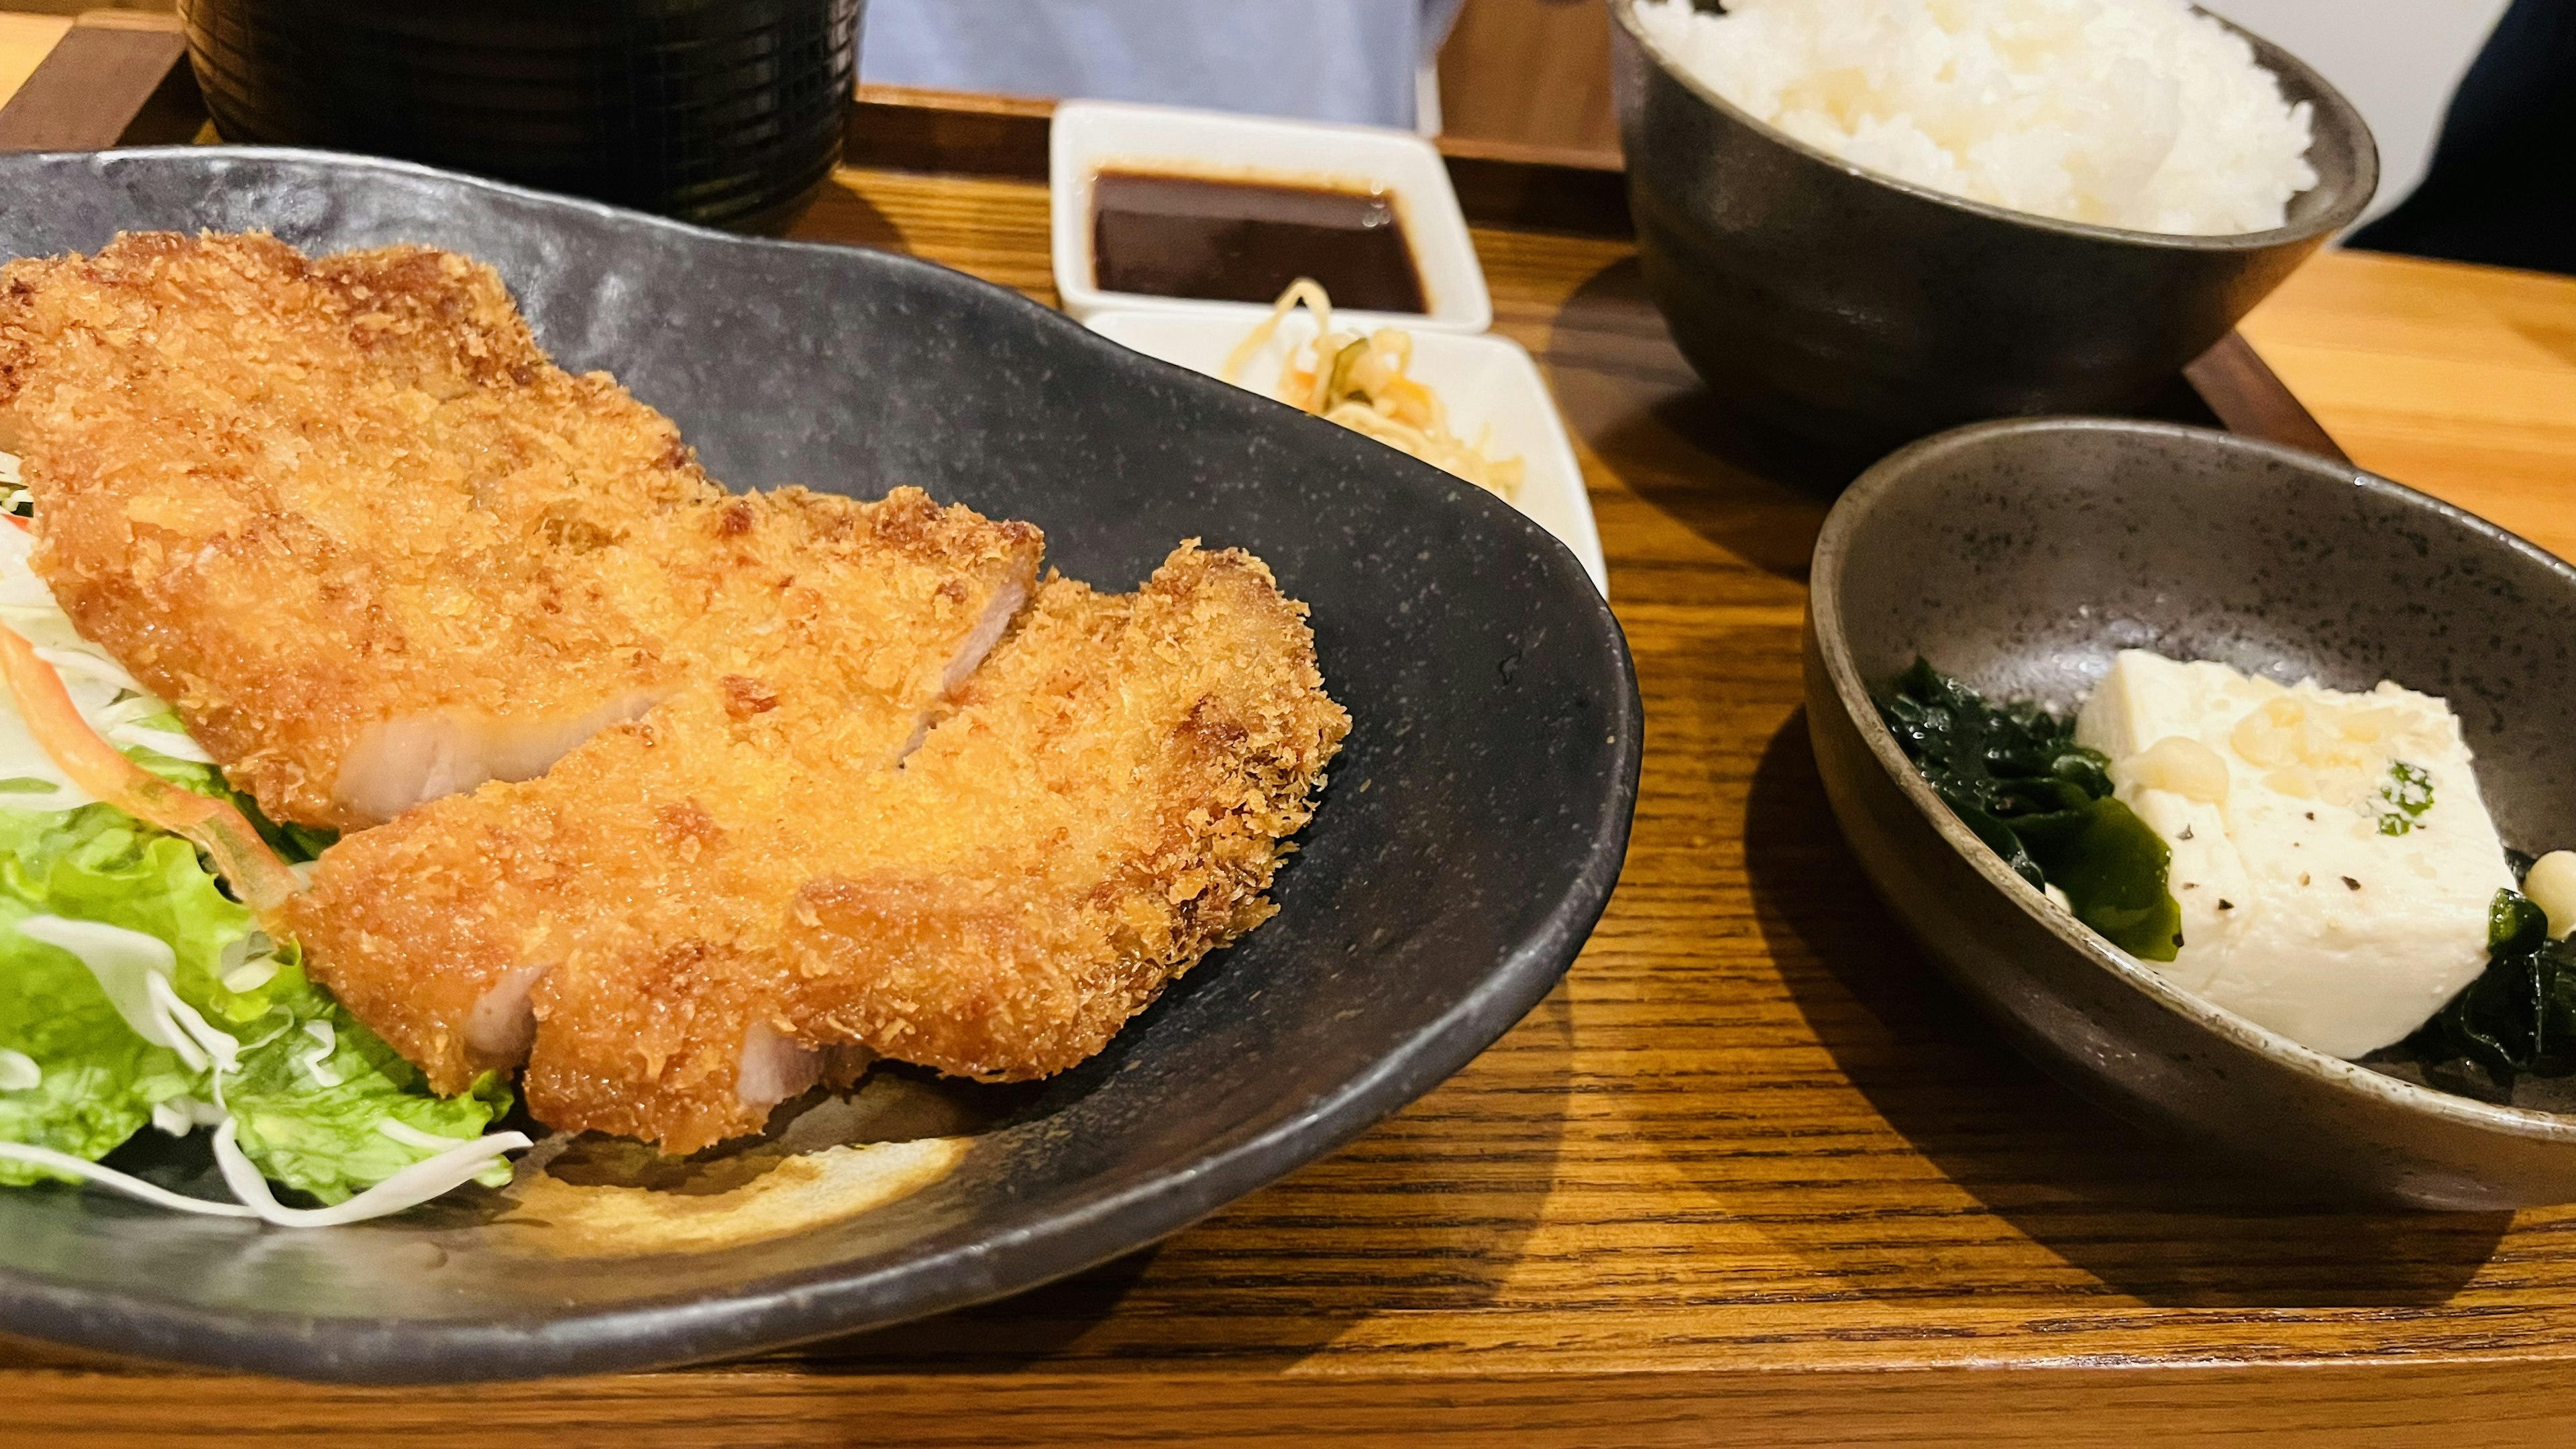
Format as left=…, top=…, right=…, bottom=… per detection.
left=0, top=233, right=722, bottom=828
left=291, top=546, right=1348, bottom=1152
left=279, top=482, right=1041, bottom=1121
left=7, top=230, right=1343, bottom=1157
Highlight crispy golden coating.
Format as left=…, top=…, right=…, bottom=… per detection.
left=775, top=545, right=1350, bottom=1080
left=287, top=688, right=806, bottom=1148
left=285, top=484, right=1044, bottom=1114
left=292, top=547, right=1345, bottom=1153
left=0, top=232, right=724, bottom=828
left=537, top=545, right=1346, bottom=1147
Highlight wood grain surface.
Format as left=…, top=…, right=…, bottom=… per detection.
left=4, top=32, right=2576, bottom=1448
left=0, top=11, right=69, bottom=105
left=0, top=8, right=189, bottom=153
left=2240, top=248, right=2576, bottom=561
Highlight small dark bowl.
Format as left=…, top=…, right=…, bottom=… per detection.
left=1806, top=418, right=2576, bottom=1210
left=1609, top=0, right=2379, bottom=455
left=179, top=0, right=861, bottom=235
left=0, top=147, right=1639, bottom=1381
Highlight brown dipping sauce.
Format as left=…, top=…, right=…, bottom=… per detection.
left=1091, top=170, right=1427, bottom=314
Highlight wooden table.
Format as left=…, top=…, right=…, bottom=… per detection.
left=7, top=17, right=2576, bottom=1446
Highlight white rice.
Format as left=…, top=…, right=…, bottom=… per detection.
left=1631, top=0, right=2318, bottom=235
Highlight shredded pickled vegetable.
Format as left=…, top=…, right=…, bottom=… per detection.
left=1224, top=280, right=1523, bottom=499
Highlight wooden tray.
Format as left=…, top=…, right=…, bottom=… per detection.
left=12, top=19, right=2576, bottom=1446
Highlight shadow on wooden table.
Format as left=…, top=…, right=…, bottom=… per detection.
left=766, top=985, right=1579, bottom=1375
left=1741, top=710, right=2510, bottom=1309
left=1538, top=256, right=1858, bottom=582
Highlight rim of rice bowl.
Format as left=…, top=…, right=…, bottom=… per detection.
left=1610, top=0, right=2374, bottom=250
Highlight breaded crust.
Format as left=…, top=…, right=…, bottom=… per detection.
left=523, top=545, right=1344, bottom=1148
left=777, top=545, right=1350, bottom=1079
left=286, top=484, right=1045, bottom=1110
left=292, top=547, right=1344, bottom=1154
left=0, top=233, right=715, bottom=828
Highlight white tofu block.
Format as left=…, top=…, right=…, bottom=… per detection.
left=2074, top=650, right=2514, bottom=1058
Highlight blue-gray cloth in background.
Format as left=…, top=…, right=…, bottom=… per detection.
left=861, top=0, right=1469, bottom=130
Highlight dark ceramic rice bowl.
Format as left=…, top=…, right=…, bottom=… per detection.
left=0, top=148, right=1640, bottom=1381
left=1609, top=0, right=2379, bottom=454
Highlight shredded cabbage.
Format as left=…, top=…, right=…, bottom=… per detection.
left=0, top=453, right=523, bottom=1223
left=0, top=804, right=523, bottom=1216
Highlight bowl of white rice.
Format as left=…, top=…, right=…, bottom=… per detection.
left=1611, top=0, right=2376, bottom=452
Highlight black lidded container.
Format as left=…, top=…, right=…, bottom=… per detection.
left=179, top=0, right=861, bottom=235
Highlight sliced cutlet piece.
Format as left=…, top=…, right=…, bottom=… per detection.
left=464, top=690, right=844, bottom=1149
left=515, top=544, right=1344, bottom=1150
left=772, top=544, right=1350, bottom=1080
left=0, top=232, right=720, bottom=829
left=283, top=486, right=1042, bottom=1125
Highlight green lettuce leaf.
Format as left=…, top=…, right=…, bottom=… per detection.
left=1, top=804, right=263, bottom=995
left=0, top=804, right=231, bottom=1184
left=0, top=889, right=197, bottom=1185
left=0, top=799, right=504, bottom=1201
left=219, top=956, right=515, bottom=1203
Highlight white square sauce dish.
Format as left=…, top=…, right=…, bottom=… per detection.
left=1051, top=100, right=1492, bottom=335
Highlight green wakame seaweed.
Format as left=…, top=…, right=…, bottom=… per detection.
left=1875, top=659, right=2183, bottom=961
left=2406, top=887, right=2576, bottom=1085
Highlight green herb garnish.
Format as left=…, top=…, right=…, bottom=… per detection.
left=1875, top=659, right=2184, bottom=961
left=2375, top=761, right=2434, bottom=836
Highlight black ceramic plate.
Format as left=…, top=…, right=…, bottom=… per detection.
left=0, top=148, right=1639, bottom=1381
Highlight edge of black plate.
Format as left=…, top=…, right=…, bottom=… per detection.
left=0, top=147, right=1644, bottom=1383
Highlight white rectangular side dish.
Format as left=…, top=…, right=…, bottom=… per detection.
left=1087, top=307, right=1608, bottom=598
left=1050, top=99, right=1493, bottom=335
